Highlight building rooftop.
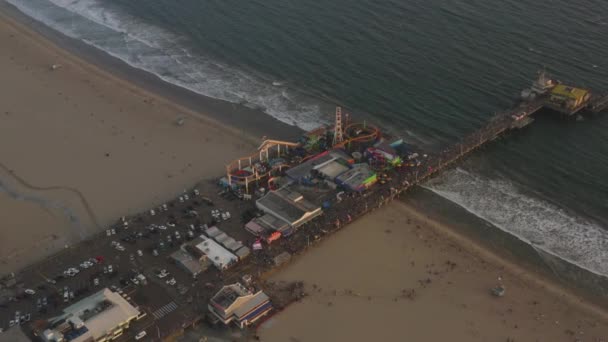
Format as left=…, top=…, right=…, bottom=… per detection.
left=171, top=249, right=206, bottom=276
left=195, top=236, right=238, bottom=270
left=244, top=220, right=267, bottom=236
left=257, top=191, right=306, bottom=224
left=204, top=226, right=222, bottom=238
left=255, top=214, right=289, bottom=232
left=233, top=291, right=270, bottom=319
left=44, top=288, right=140, bottom=342
left=211, top=283, right=251, bottom=310
left=551, top=84, right=589, bottom=99
left=316, top=160, right=350, bottom=179
left=286, top=152, right=335, bottom=181
left=335, top=163, right=376, bottom=191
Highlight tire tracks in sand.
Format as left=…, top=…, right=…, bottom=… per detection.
left=0, top=161, right=102, bottom=231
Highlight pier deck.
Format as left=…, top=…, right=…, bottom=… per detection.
left=589, top=93, right=608, bottom=113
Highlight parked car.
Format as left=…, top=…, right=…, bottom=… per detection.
left=135, top=331, right=147, bottom=340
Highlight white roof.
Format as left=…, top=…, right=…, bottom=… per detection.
left=196, top=235, right=238, bottom=270
left=54, top=289, right=140, bottom=342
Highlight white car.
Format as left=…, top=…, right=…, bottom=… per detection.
left=183, top=194, right=189, bottom=200
left=135, top=331, right=147, bottom=340
left=80, top=261, right=93, bottom=269
left=116, top=245, right=125, bottom=252
left=107, top=265, right=113, bottom=273
left=193, top=189, right=200, bottom=196
left=111, top=228, right=116, bottom=235
left=158, top=225, right=167, bottom=230
left=106, top=229, right=111, bottom=237
left=137, top=274, right=147, bottom=284
left=24, top=289, right=35, bottom=295
left=93, top=278, right=100, bottom=286
left=166, top=278, right=176, bottom=286
left=65, top=268, right=79, bottom=277
left=137, top=250, right=143, bottom=257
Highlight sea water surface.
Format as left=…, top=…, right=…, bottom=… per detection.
left=5, top=0, right=608, bottom=276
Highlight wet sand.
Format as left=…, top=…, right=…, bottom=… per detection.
left=0, top=11, right=256, bottom=273
left=2, top=4, right=608, bottom=342
left=259, top=202, right=608, bottom=341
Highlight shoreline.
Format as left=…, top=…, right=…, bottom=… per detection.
left=0, top=1, right=303, bottom=143
left=398, top=199, right=608, bottom=321
left=1, top=2, right=607, bottom=341
left=406, top=187, right=608, bottom=308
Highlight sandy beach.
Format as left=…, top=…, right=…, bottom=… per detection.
left=1, top=4, right=608, bottom=342
left=258, top=201, right=608, bottom=341
left=0, top=11, right=256, bottom=274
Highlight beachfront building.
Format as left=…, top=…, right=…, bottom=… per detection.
left=38, top=288, right=140, bottom=342
left=549, top=84, right=590, bottom=110
left=201, top=226, right=251, bottom=260
left=192, top=236, right=238, bottom=270
left=208, top=283, right=272, bottom=329
left=255, top=186, right=322, bottom=236
left=170, top=249, right=209, bottom=278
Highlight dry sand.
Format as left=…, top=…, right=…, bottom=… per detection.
left=0, top=12, right=255, bottom=274
left=2, top=7, right=608, bottom=342
left=259, top=202, right=608, bottom=342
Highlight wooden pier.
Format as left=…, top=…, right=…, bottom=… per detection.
left=588, top=93, right=608, bottom=113
left=388, top=84, right=606, bottom=190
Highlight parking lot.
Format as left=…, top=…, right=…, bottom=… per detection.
left=0, top=180, right=260, bottom=339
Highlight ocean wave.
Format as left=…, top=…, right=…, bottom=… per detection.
left=7, top=0, right=327, bottom=131
left=424, top=168, right=608, bottom=277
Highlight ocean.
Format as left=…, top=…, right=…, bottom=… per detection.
left=5, top=0, right=608, bottom=278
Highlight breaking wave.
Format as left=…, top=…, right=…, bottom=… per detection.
left=6, top=0, right=327, bottom=130
left=425, top=168, right=608, bottom=277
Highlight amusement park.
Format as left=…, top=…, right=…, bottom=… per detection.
left=223, top=106, right=415, bottom=194
left=221, top=106, right=423, bottom=244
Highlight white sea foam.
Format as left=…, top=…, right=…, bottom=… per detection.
left=424, top=168, right=608, bottom=277
left=7, top=0, right=327, bottom=131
